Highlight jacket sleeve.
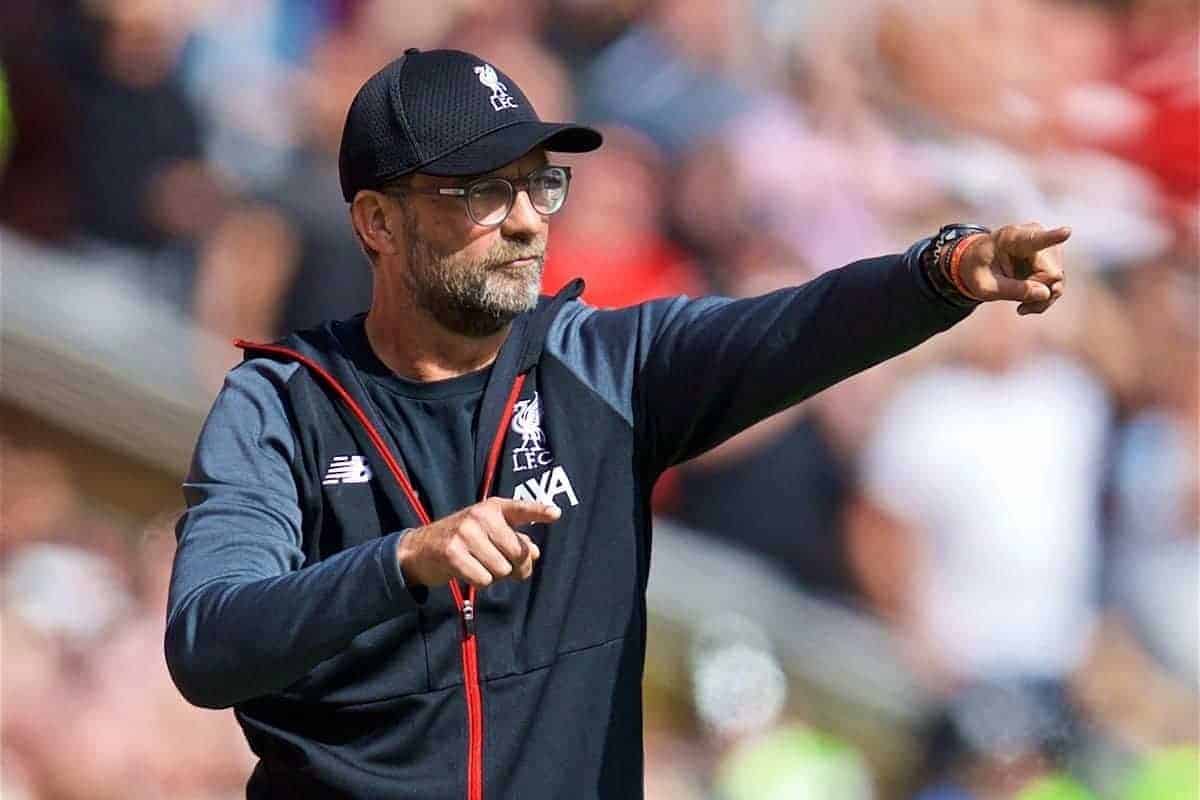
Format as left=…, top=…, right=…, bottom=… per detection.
left=164, top=360, right=422, bottom=709
left=635, top=240, right=975, bottom=473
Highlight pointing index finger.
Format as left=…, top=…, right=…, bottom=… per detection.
left=1024, top=225, right=1071, bottom=253
left=495, top=498, right=562, bottom=526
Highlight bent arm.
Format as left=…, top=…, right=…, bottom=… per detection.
left=164, top=362, right=420, bottom=709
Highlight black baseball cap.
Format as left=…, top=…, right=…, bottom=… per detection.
left=338, top=48, right=603, bottom=202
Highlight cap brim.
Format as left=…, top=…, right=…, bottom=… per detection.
left=417, top=121, right=603, bottom=177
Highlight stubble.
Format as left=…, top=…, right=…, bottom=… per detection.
left=402, top=206, right=545, bottom=337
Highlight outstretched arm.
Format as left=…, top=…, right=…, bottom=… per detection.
left=634, top=224, right=1069, bottom=473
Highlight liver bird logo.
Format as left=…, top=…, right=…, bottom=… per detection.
left=474, top=64, right=518, bottom=112
left=511, top=392, right=544, bottom=452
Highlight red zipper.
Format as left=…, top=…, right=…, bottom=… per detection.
left=236, top=341, right=527, bottom=800
left=451, top=583, right=484, bottom=800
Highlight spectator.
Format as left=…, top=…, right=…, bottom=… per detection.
left=1070, top=256, right=1200, bottom=763
left=849, top=300, right=1113, bottom=692
left=0, top=0, right=84, bottom=240
left=68, top=0, right=230, bottom=308
left=191, top=24, right=390, bottom=380
left=577, top=0, right=750, bottom=153
left=181, top=0, right=334, bottom=188
left=543, top=125, right=704, bottom=307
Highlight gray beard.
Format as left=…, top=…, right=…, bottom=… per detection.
left=403, top=214, right=545, bottom=338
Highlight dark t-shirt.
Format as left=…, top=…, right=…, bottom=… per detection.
left=671, top=414, right=857, bottom=601
left=332, top=315, right=488, bottom=519
left=77, top=78, right=202, bottom=248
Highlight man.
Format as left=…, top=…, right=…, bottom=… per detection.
left=165, top=48, right=1068, bottom=799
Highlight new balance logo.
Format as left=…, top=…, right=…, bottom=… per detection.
left=323, top=455, right=372, bottom=485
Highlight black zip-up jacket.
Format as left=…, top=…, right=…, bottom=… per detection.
left=166, top=241, right=974, bottom=799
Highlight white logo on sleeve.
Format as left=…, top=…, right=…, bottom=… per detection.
left=323, top=455, right=373, bottom=485
left=511, top=392, right=554, bottom=472
left=474, top=64, right=518, bottom=112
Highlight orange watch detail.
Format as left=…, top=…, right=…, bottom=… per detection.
left=948, top=233, right=988, bottom=302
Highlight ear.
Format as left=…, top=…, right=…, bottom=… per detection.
left=349, top=192, right=403, bottom=258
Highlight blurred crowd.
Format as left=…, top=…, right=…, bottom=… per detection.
left=1, top=0, right=1197, bottom=797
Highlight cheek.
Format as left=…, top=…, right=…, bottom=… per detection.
left=435, top=230, right=509, bottom=271
left=420, top=211, right=496, bottom=260
left=461, top=230, right=505, bottom=262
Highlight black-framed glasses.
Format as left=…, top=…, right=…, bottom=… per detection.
left=386, top=165, right=572, bottom=228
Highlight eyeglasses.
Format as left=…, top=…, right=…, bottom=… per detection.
left=386, top=165, right=572, bottom=228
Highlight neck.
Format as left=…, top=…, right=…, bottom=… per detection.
left=365, top=298, right=509, bottom=382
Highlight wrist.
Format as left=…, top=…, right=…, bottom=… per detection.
left=920, top=238, right=977, bottom=308
left=923, top=224, right=990, bottom=307
left=395, top=528, right=426, bottom=588
left=947, top=233, right=989, bottom=302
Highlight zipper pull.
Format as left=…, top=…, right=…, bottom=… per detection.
left=461, top=599, right=476, bottom=638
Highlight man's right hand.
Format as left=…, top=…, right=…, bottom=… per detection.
left=396, top=498, right=561, bottom=589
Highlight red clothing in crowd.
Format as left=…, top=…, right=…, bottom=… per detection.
left=543, top=233, right=705, bottom=309
left=1108, top=33, right=1199, bottom=205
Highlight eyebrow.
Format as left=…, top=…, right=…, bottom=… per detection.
left=488, top=157, right=550, bottom=180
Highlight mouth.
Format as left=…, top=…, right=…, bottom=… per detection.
left=497, top=256, right=541, bottom=270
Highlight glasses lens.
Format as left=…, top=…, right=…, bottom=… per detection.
left=468, top=179, right=514, bottom=226
left=529, top=167, right=569, bottom=215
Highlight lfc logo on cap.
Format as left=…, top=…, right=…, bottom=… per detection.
left=474, top=64, right=518, bottom=112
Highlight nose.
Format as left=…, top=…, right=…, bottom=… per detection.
left=501, top=187, right=544, bottom=239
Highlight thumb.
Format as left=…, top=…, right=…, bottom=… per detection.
left=496, top=497, right=562, bottom=526
left=992, top=275, right=1051, bottom=303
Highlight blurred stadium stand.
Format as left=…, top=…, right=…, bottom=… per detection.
left=2, top=0, right=1196, bottom=798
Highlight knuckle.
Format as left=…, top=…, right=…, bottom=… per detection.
left=458, top=517, right=482, bottom=540
left=481, top=501, right=508, bottom=524
left=446, top=539, right=469, bottom=562
left=501, top=533, right=523, bottom=558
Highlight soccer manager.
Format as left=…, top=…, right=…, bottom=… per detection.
left=166, top=48, right=1069, bottom=799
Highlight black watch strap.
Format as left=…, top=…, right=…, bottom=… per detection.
left=921, top=224, right=990, bottom=308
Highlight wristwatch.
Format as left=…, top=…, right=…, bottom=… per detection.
left=921, top=224, right=991, bottom=308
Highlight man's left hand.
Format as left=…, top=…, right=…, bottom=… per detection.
left=958, top=223, right=1070, bottom=315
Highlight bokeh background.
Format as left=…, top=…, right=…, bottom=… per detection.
left=1, top=0, right=1197, bottom=798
